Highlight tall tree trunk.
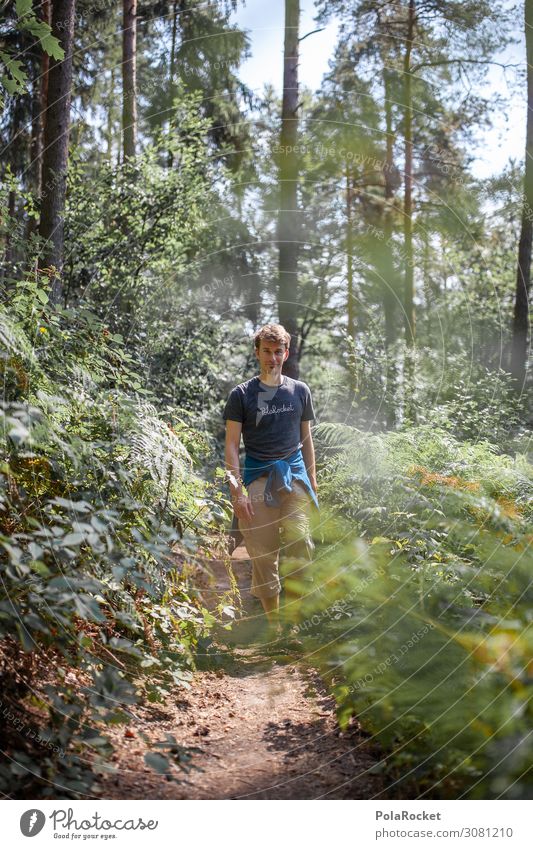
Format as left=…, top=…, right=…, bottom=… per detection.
left=422, top=226, right=431, bottom=335
left=403, top=0, right=415, bottom=347
left=382, top=68, right=396, bottom=352
left=278, top=0, right=300, bottom=379
left=41, top=0, right=51, bottom=133
left=106, top=65, right=115, bottom=162
left=26, top=1, right=50, bottom=244
left=29, top=0, right=50, bottom=197
left=382, top=66, right=398, bottom=427
left=122, top=0, right=137, bottom=160
left=168, top=0, right=179, bottom=167
left=2, top=189, right=17, bottom=281
left=29, top=76, right=43, bottom=198
left=510, top=0, right=533, bottom=389
left=346, top=165, right=355, bottom=342
left=38, top=0, right=76, bottom=304
left=345, top=165, right=358, bottom=397
left=402, top=0, right=416, bottom=423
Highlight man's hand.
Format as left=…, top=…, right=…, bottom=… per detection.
left=300, top=420, right=317, bottom=496
left=232, top=489, right=255, bottom=522
left=224, top=422, right=253, bottom=520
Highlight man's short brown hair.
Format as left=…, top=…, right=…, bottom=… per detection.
left=253, top=323, right=291, bottom=351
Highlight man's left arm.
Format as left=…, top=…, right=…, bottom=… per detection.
left=300, top=419, right=317, bottom=494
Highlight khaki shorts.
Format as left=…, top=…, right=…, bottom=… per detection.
left=238, top=476, right=315, bottom=599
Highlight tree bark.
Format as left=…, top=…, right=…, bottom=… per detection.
left=29, top=76, right=43, bottom=198
left=403, top=0, right=416, bottom=347
left=106, top=65, right=115, bottom=162
left=31, top=0, right=51, bottom=197
left=26, top=1, right=51, bottom=244
left=346, top=165, right=355, bottom=343
left=167, top=0, right=179, bottom=167
left=382, top=67, right=397, bottom=352
left=345, top=165, right=358, bottom=397
left=38, top=0, right=76, bottom=303
left=402, top=0, right=416, bottom=424
left=510, top=0, right=533, bottom=389
left=278, top=0, right=300, bottom=379
left=382, top=66, right=398, bottom=428
left=122, top=0, right=137, bottom=161
left=3, top=189, right=17, bottom=280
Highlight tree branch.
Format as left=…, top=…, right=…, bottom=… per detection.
left=299, top=28, right=324, bottom=43
left=411, top=58, right=522, bottom=73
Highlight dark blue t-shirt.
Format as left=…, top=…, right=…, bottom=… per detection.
left=222, top=375, right=316, bottom=461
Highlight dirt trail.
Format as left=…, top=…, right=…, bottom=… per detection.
left=98, top=548, right=386, bottom=800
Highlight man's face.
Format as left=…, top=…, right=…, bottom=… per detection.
left=255, top=339, right=289, bottom=373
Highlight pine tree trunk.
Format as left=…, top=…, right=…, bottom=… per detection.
left=278, top=0, right=300, bottom=379
left=3, top=189, right=17, bottom=278
left=423, top=227, right=431, bottom=335
left=106, top=65, right=115, bottom=162
left=346, top=166, right=355, bottom=342
left=28, top=0, right=50, bottom=201
left=382, top=68, right=396, bottom=352
left=402, top=0, right=416, bottom=424
left=346, top=165, right=358, bottom=397
left=403, top=0, right=415, bottom=347
left=168, top=0, right=179, bottom=167
left=382, top=66, right=398, bottom=428
left=38, top=0, right=76, bottom=304
left=122, top=0, right=137, bottom=160
left=26, top=1, right=50, bottom=244
left=510, top=0, right=533, bottom=389
left=29, top=77, right=42, bottom=199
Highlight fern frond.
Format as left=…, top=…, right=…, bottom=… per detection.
left=125, top=401, right=192, bottom=487
left=313, top=422, right=362, bottom=457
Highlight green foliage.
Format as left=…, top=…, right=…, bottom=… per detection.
left=0, top=278, right=226, bottom=797
left=0, top=1, right=63, bottom=110
left=64, top=93, right=214, bottom=328
left=145, top=304, right=228, bottom=418
left=300, top=420, right=533, bottom=798
left=419, top=365, right=526, bottom=447
left=0, top=0, right=530, bottom=804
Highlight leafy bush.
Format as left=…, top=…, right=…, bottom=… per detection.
left=0, top=277, right=228, bottom=797
left=301, top=421, right=533, bottom=798
left=418, top=367, right=526, bottom=447
left=64, top=89, right=214, bottom=329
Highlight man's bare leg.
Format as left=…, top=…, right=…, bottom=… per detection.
left=282, top=585, right=301, bottom=624
left=260, top=593, right=280, bottom=623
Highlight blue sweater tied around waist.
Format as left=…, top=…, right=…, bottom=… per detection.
left=242, top=447, right=319, bottom=511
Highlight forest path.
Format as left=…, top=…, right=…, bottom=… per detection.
left=98, top=547, right=385, bottom=800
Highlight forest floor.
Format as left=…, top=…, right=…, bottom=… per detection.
left=98, top=547, right=387, bottom=800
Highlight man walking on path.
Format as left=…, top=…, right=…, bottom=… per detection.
left=223, top=324, right=319, bottom=643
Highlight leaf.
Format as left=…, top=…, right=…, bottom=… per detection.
left=144, top=752, right=171, bottom=775
left=62, top=532, right=84, bottom=546
left=30, top=560, right=51, bottom=577
left=74, top=596, right=105, bottom=623
left=52, top=497, right=92, bottom=512
left=39, top=33, right=65, bottom=61
left=84, top=736, right=109, bottom=747
left=28, top=542, right=43, bottom=559
left=0, top=49, right=26, bottom=84
left=16, top=0, right=32, bottom=17
left=16, top=622, right=35, bottom=652
left=2, top=73, right=25, bottom=95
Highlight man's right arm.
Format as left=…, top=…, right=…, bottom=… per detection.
left=224, top=420, right=254, bottom=521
